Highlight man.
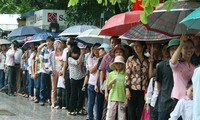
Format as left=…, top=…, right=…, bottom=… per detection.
left=5, top=42, right=17, bottom=96
left=191, top=35, right=200, bottom=66
left=39, top=36, right=55, bottom=106
left=12, top=40, right=23, bottom=95
left=156, top=38, right=180, bottom=120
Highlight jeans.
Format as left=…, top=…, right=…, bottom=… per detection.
left=7, top=66, right=15, bottom=94
left=150, top=106, right=158, bottom=120
left=57, top=88, right=66, bottom=107
left=40, top=73, right=51, bottom=102
left=88, top=84, right=96, bottom=120
left=28, top=74, right=34, bottom=96
left=34, top=73, right=41, bottom=100
left=0, top=70, right=5, bottom=89
left=69, top=78, right=84, bottom=112
left=96, top=81, right=104, bottom=120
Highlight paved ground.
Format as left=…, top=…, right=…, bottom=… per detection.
left=0, top=92, right=87, bottom=120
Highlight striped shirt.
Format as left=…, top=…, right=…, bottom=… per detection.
left=40, top=46, right=54, bottom=73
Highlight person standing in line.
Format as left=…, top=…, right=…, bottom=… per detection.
left=125, top=41, right=149, bottom=120
left=0, top=44, right=7, bottom=89
left=105, top=56, right=127, bottom=120
left=68, top=45, right=85, bottom=115
left=39, top=36, right=55, bottom=106
left=12, top=40, right=23, bottom=95
left=169, top=80, right=193, bottom=120
left=191, top=35, right=200, bottom=67
left=156, top=39, right=179, bottom=120
left=51, top=40, right=63, bottom=108
left=5, top=42, right=16, bottom=96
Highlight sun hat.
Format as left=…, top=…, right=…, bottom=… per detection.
left=167, top=38, right=180, bottom=50
left=109, top=56, right=125, bottom=70
left=53, top=40, right=62, bottom=49
left=98, top=43, right=110, bottom=53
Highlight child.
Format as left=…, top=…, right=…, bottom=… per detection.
left=105, top=56, right=126, bottom=120
left=55, top=59, right=66, bottom=109
left=169, top=80, right=193, bottom=120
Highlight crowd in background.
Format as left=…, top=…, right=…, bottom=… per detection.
left=0, top=35, right=200, bottom=120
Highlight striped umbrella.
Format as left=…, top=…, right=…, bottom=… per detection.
left=145, top=1, right=200, bottom=37
left=120, top=24, right=175, bottom=41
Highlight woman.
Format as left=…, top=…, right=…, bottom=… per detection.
left=51, top=40, right=63, bottom=108
left=170, top=35, right=195, bottom=100
left=86, top=43, right=101, bottom=119
left=125, top=41, right=149, bottom=120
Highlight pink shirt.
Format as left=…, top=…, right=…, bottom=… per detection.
left=99, top=53, right=114, bottom=79
left=170, top=61, right=195, bottom=100
left=86, top=55, right=98, bottom=85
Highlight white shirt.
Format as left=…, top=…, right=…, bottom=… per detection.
left=28, top=52, right=35, bottom=74
left=14, top=48, right=22, bottom=64
left=169, top=97, right=193, bottom=120
left=192, top=67, right=200, bottom=120
left=62, top=48, right=68, bottom=62
left=68, top=57, right=84, bottom=80
left=5, top=49, right=15, bottom=66
left=0, top=52, right=6, bottom=69
left=146, top=77, right=159, bottom=107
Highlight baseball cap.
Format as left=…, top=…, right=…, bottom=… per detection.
left=167, top=38, right=180, bottom=50
left=98, top=43, right=110, bottom=53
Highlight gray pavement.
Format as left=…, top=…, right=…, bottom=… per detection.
left=0, top=92, right=87, bottom=120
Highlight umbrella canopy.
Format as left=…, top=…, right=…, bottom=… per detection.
left=0, top=39, right=11, bottom=45
left=59, top=25, right=98, bottom=37
left=29, top=32, right=59, bottom=42
left=120, top=24, right=175, bottom=41
left=99, top=10, right=141, bottom=36
left=76, top=29, right=110, bottom=44
left=145, top=1, right=200, bottom=37
left=8, top=26, right=43, bottom=38
left=180, top=7, right=200, bottom=30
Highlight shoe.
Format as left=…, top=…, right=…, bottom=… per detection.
left=70, top=112, right=77, bottom=116
left=30, top=96, right=34, bottom=101
left=34, top=99, right=39, bottom=103
left=51, top=105, right=55, bottom=109
left=55, top=106, right=60, bottom=109
left=25, top=94, right=29, bottom=98
left=62, top=107, right=66, bottom=110
left=39, top=102, right=45, bottom=106
left=78, top=109, right=87, bottom=115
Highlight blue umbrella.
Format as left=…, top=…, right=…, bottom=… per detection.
left=22, top=32, right=58, bottom=50
left=8, top=26, right=43, bottom=38
left=180, top=7, right=200, bottom=30
left=59, top=25, right=98, bottom=37
left=29, top=32, right=59, bottom=42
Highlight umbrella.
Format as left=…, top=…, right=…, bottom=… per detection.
left=99, top=10, right=141, bottom=36
left=76, top=29, right=110, bottom=44
left=29, top=32, right=59, bottom=42
left=120, top=24, right=176, bottom=41
left=145, top=1, right=200, bottom=37
left=8, top=26, right=43, bottom=38
left=180, top=7, right=200, bottom=30
left=0, top=39, right=11, bottom=45
left=59, top=25, right=98, bottom=37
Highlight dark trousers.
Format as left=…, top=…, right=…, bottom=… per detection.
left=40, top=73, right=51, bottom=102
left=127, top=90, right=145, bottom=120
left=150, top=106, right=158, bottom=120
left=7, top=66, right=15, bottom=94
left=57, top=88, right=66, bottom=107
left=0, top=69, right=5, bottom=89
left=65, top=71, right=71, bottom=109
left=69, top=78, right=84, bottom=112
left=96, top=81, right=104, bottom=120
left=22, top=70, right=28, bottom=94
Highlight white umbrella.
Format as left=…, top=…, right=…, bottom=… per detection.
left=76, top=28, right=110, bottom=44
left=0, top=39, right=11, bottom=45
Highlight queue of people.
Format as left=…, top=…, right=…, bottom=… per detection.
left=0, top=34, right=200, bottom=120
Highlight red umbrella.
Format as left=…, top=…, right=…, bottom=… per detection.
left=99, top=10, right=141, bottom=36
